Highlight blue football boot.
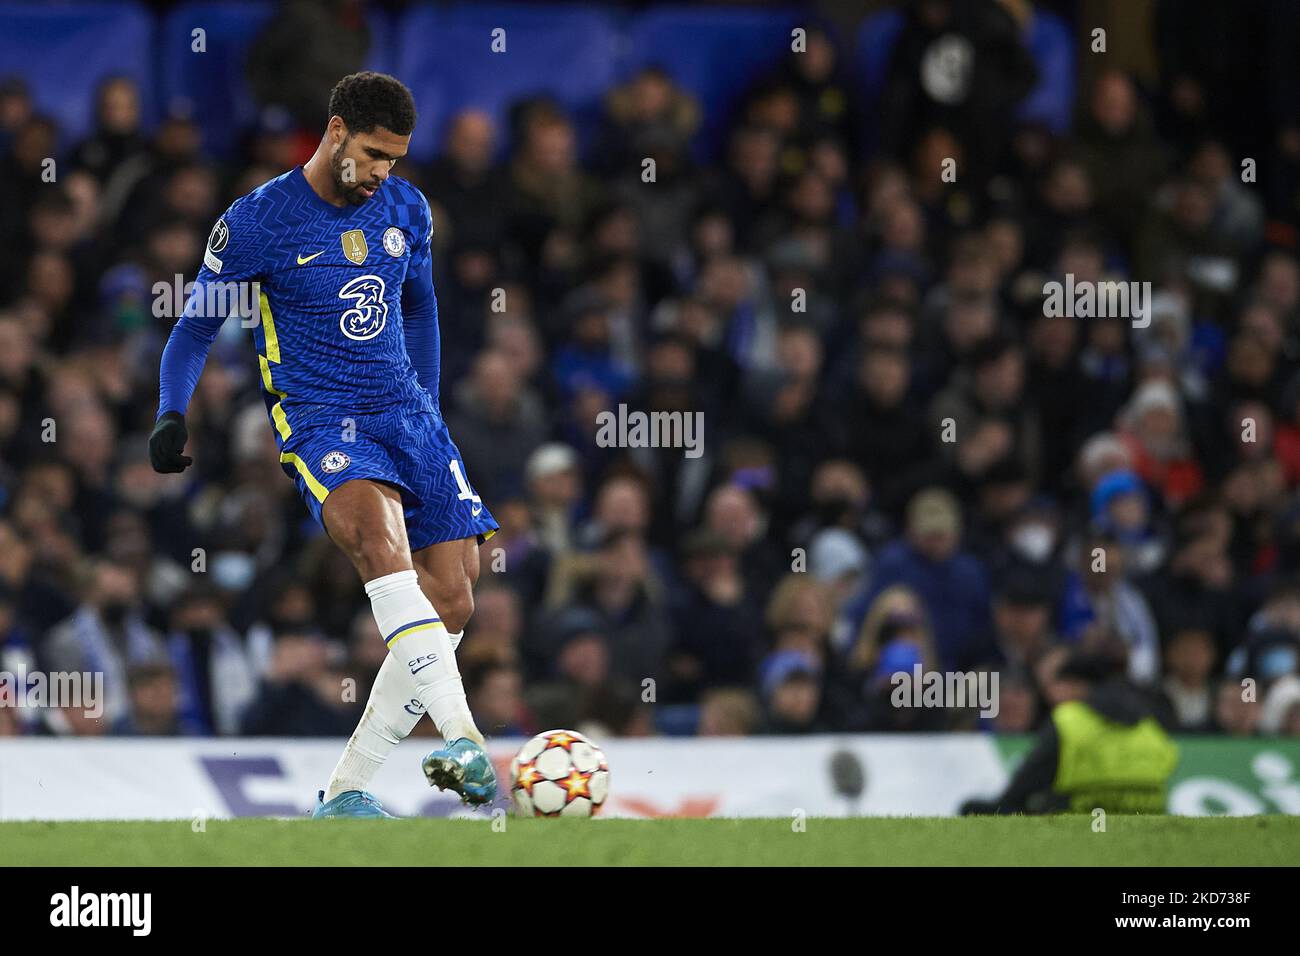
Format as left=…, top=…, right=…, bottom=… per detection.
left=311, top=789, right=395, bottom=819
left=422, top=738, right=498, bottom=806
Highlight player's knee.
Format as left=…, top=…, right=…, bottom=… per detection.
left=323, top=482, right=410, bottom=581
left=432, top=582, right=474, bottom=634
left=344, top=526, right=409, bottom=582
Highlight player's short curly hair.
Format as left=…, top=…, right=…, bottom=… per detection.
left=327, top=72, right=416, bottom=136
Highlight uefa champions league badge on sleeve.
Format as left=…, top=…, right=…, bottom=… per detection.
left=204, top=217, right=228, bottom=273
left=383, top=226, right=406, bottom=257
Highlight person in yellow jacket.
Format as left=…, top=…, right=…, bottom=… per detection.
left=961, top=650, right=1179, bottom=814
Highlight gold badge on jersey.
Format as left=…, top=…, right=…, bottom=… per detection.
left=341, top=229, right=368, bottom=264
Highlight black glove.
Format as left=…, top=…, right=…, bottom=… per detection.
left=149, top=411, right=192, bottom=473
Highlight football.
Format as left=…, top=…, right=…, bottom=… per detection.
left=510, top=729, right=610, bottom=818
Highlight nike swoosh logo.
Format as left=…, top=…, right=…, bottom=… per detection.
left=410, top=660, right=437, bottom=675
left=296, top=251, right=324, bottom=264
left=472, top=504, right=482, bottom=517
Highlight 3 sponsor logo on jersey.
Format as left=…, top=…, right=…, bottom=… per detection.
left=337, top=274, right=388, bottom=340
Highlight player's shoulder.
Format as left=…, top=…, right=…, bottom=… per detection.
left=223, top=168, right=300, bottom=222
left=382, top=175, right=431, bottom=220
left=383, top=174, right=428, bottom=207
left=201, top=170, right=300, bottom=273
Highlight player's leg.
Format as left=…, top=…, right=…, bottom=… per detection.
left=319, top=478, right=486, bottom=806
left=349, top=413, right=498, bottom=804
left=411, top=534, right=481, bottom=641
left=409, top=537, right=497, bottom=800
left=321, top=540, right=478, bottom=802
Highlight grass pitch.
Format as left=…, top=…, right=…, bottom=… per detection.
left=1, top=815, right=1296, bottom=866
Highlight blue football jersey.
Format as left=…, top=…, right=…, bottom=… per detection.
left=195, top=167, right=440, bottom=433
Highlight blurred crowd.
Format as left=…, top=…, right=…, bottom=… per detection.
left=3, top=0, right=1300, bottom=742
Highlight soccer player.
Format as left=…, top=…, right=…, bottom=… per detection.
left=150, top=73, right=498, bottom=817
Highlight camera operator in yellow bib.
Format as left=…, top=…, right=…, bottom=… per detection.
left=962, top=649, right=1180, bottom=815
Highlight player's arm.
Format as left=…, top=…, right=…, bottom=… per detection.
left=401, top=194, right=439, bottom=394
left=151, top=211, right=258, bottom=473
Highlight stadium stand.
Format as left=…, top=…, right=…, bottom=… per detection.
left=1, top=0, right=1300, bottom=749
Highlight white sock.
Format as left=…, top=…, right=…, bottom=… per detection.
left=365, top=569, right=480, bottom=745
left=323, top=624, right=471, bottom=801
left=324, top=654, right=420, bottom=800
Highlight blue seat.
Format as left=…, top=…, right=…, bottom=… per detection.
left=1016, top=10, right=1074, bottom=133
left=853, top=6, right=904, bottom=107
left=654, top=703, right=702, bottom=737
left=0, top=0, right=154, bottom=147
left=158, top=1, right=275, bottom=156
left=623, top=6, right=803, bottom=160
left=159, top=1, right=393, bottom=157
left=854, top=7, right=1076, bottom=143
left=364, top=7, right=395, bottom=77
left=395, top=3, right=620, bottom=162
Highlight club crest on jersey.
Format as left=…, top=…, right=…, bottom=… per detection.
left=383, top=226, right=405, bottom=258
left=338, top=274, right=388, bottom=341
left=320, top=450, right=350, bottom=474
left=341, top=229, right=368, bottom=264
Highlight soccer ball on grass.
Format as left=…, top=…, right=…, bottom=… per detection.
left=510, top=729, right=609, bottom=817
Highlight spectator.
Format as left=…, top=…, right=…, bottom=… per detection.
left=698, top=687, right=761, bottom=737
left=41, top=558, right=166, bottom=725
left=162, top=588, right=257, bottom=736
left=446, top=348, right=548, bottom=503
left=4, top=6, right=1300, bottom=744
left=544, top=529, right=670, bottom=685
left=112, top=663, right=184, bottom=736
left=1117, top=379, right=1206, bottom=507
left=703, top=483, right=786, bottom=603
left=525, top=443, right=584, bottom=556
left=666, top=529, right=761, bottom=702
left=1160, top=625, right=1218, bottom=732
left=466, top=661, right=528, bottom=737
left=758, top=650, right=826, bottom=734
left=1214, top=678, right=1260, bottom=736
left=1076, top=70, right=1169, bottom=251
left=245, top=0, right=370, bottom=136
left=238, top=631, right=356, bottom=736
left=845, top=488, right=994, bottom=670
left=878, top=0, right=1038, bottom=184
left=1089, top=469, right=1167, bottom=576
left=1058, top=531, right=1161, bottom=685
left=991, top=569, right=1060, bottom=669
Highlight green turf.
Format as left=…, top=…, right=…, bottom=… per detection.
left=1, top=815, right=1297, bottom=866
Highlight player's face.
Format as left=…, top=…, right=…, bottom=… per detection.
left=329, top=122, right=410, bottom=205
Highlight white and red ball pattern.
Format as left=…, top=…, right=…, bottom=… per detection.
left=510, top=729, right=609, bottom=818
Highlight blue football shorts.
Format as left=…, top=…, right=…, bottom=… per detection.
left=276, top=405, right=498, bottom=551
